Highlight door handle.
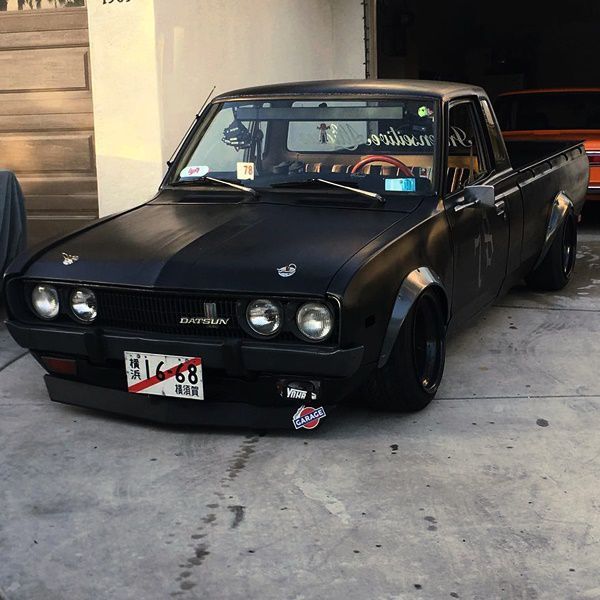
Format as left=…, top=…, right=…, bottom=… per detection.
left=454, top=199, right=480, bottom=213
left=494, top=199, right=506, bottom=216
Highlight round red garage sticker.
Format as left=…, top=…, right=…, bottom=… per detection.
left=292, top=405, right=326, bottom=430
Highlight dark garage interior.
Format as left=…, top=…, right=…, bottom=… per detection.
left=376, top=0, right=600, bottom=99
left=375, top=0, right=600, bottom=224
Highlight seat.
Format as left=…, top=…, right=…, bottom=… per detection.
left=446, top=167, right=472, bottom=193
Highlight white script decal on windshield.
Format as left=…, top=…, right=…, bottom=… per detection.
left=366, top=126, right=470, bottom=149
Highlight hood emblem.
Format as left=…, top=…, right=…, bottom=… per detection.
left=277, top=263, right=297, bottom=278
left=62, top=253, right=79, bottom=266
left=179, top=302, right=230, bottom=326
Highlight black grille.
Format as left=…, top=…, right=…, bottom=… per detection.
left=96, top=289, right=245, bottom=338
left=15, top=278, right=339, bottom=344
left=94, top=288, right=311, bottom=342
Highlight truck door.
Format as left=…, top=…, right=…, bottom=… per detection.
left=444, top=98, right=509, bottom=319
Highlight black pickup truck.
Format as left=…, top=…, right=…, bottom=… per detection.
left=3, top=80, right=589, bottom=429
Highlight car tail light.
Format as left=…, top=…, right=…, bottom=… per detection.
left=41, top=356, right=77, bottom=376
left=587, top=152, right=600, bottom=166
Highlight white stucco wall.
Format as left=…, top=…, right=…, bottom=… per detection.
left=87, top=0, right=166, bottom=217
left=87, top=0, right=365, bottom=216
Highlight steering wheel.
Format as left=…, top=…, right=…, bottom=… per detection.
left=351, top=154, right=413, bottom=177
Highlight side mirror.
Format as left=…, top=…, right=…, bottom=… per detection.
left=464, top=185, right=495, bottom=209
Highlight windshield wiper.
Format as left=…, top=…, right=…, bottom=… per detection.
left=173, top=176, right=258, bottom=198
left=271, top=178, right=384, bottom=205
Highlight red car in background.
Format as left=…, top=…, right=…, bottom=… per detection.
left=496, top=89, right=600, bottom=200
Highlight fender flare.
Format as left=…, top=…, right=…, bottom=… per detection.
left=533, top=191, right=574, bottom=270
left=378, top=267, right=449, bottom=368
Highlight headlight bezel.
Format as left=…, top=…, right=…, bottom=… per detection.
left=31, top=284, right=60, bottom=320
left=26, top=282, right=100, bottom=325
left=295, top=301, right=334, bottom=342
left=242, top=297, right=337, bottom=343
left=70, top=287, right=98, bottom=323
left=245, top=298, right=284, bottom=337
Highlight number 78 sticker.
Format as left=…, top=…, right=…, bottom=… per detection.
left=124, top=351, right=204, bottom=400
left=237, top=162, right=255, bottom=180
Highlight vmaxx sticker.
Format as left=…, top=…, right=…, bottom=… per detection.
left=280, top=381, right=319, bottom=401
left=293, top=405, right=326, bottom=430
left=180, top=165, right=209, bottom=178
left=286, top=386, right=317, bottom=401
left=236, top=162, right=255, bottom=180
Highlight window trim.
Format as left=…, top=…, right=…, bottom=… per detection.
left=444, top=97, right=491, bottom=198
left=479, top=97, right=510, bottom=172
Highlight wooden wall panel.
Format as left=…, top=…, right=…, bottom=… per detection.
left=0, top=90, right=92, bottom=115
left=0, top=8, right=88, bottom=33
left=0, top=28, right=89, bottom=50
left=25, top=193, right=98, bottom=215
left=0, top=113, right=94, bottom=132
left=0, top=47, right=89, bottom=92
left=19, top=176, right=97, bottom=196
left=0, top=133, right=95, bottom=173
left=0, top=7, right=98, bottom=247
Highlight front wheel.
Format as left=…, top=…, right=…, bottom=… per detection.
left=526, top=214, right=577, bottom=291
left=365, top=290, right=446, bottom=412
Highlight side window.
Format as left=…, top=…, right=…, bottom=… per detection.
left=480, top=98, right=509, bottom=170
left=445, top=101, right=487, bottom=195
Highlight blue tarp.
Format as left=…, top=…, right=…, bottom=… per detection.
left=0, top=171, right=26, bottom=294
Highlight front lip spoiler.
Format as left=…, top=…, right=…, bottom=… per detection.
left=7, top=320, right=364, bottom=378
left=45, top=375, right=334, bottom=429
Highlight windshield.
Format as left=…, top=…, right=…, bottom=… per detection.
left=496, top=92, right=600, bottom=131
left=173, top=97, right=439, bottom=195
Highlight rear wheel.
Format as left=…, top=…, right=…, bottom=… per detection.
left=365, top=290, right=446, bottom=412
left=526, top=214, right=577, bottom=291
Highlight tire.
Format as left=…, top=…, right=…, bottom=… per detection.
left=526, top=214, right=577, bottom=291
left=365, top=289, right=446, bottom=412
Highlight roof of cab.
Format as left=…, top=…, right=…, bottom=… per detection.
left=213, top=79, right=486, bottom=102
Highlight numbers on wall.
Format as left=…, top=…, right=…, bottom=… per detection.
left=103, top=0, right=131, bottom=4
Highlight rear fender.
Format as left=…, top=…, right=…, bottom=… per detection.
left=378, top=267, right=448, bottom=368
left=533, top=191, right=574, bottom=270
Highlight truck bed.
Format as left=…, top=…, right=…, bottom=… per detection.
left=501, top=139, right=588, bottom=270
left=505, top=139, right=585, bottom=172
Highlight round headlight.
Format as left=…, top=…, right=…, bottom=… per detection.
left=246, top=299, right=282, bottom=336
left=31, top=285, right=60, bottom=320
left=296, top=302, right=333, bottom=341
left=70, top=288, right=97, bottom=323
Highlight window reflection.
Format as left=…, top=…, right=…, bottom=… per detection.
left=0, top=0, right=85, bottom=10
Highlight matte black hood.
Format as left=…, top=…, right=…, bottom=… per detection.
left=24, top=201, right=413, bottom=296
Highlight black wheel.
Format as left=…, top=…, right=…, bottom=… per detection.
left=365, top=289, right=446, bottom=412
left=526, top=214, right=577, bottom=291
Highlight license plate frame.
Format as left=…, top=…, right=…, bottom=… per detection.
left=124, top=351, right=204, bottom=400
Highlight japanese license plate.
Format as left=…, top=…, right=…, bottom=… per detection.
left=124, top=351, right=204, bottom=400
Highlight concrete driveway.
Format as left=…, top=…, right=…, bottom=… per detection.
left=1, top=235, right=600, bottom=600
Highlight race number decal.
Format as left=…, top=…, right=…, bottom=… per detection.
left=125, top=352, right=204, bottom=400
left=236, top=162, right=255, bottom=180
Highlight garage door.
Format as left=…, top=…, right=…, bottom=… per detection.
left=0, top=4, right=97, bottom=247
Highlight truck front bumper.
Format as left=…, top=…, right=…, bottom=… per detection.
left=44, top=375, right=332, bottom=428
left=8, top=320, right=367, bottom=427
left=7, top=320, right=363, bottom=377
